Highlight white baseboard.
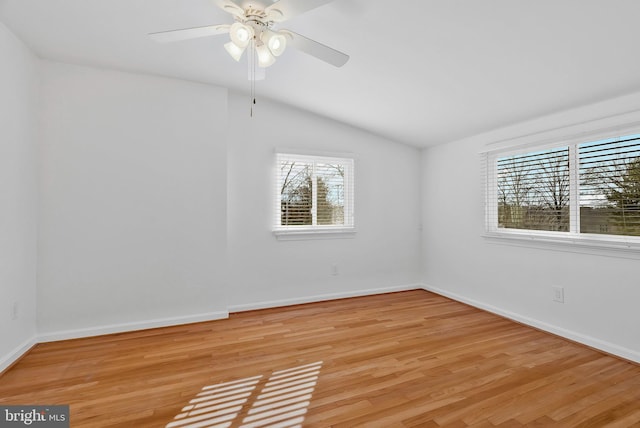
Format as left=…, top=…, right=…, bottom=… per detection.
left=38, top=310, right=229, bottom=343
left=0, top=336, right=37, bottom=374
left=422, top=284, right=640, bottom=364
left=229, top=284, right=422, bottom=313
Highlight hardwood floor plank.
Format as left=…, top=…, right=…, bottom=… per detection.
left=602, top=409, right=640, bottom=428
left=1, top=290, right=639, bottom=427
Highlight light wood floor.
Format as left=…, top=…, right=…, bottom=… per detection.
left=1, top=290, right=639, bottom=427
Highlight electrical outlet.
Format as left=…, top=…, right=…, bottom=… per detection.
left=331, top=264, right=339, bottom=276
left=552, top=286, right=564, bottom=303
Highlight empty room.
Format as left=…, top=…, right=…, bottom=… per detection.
left=1, top=0, right=639, bottom=426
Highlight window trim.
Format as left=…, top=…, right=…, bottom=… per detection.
left=482, top=229, right=640, bottom=259
left=483, top=120, right=640, bottom=255
left=273, top=151, right=355, bottom=240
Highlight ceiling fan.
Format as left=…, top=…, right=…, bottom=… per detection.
left=149, top=0, right=350, bottom=71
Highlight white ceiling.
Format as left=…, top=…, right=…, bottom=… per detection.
left=2, top=0, right=640, bottom=148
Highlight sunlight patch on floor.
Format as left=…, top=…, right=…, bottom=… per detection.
left=167, top=362, right=323, bottom=428
left=166, top=375, right=262, bottom=428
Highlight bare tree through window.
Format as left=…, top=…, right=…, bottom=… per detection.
left=277, top=155, right=353, bottom=229
left=580, top=137, right=640, bottom=236
left=497, top=147, right=570, bottom=232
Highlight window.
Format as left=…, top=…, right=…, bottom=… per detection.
left=274, top=153, right=354, bottom=236
left=485, top=132, right=640, bottom=246
left=580, top=135, right=640, bottom=236
left=496, top=146, right=571, bottom=232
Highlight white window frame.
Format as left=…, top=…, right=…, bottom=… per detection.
left=274, top=151, right=355, bottom=240
left=483, top=123, right=640, bottom=257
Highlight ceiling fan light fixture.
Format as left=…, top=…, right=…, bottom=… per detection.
left=262, top=31, right=287, bottom=57
left=229, top=22, right=253, bottom=48
left=150, top=0, right=351, bottom=84
left=224, top=41, right=246, bottom=61
left=255, top=43, right=276, bottom=67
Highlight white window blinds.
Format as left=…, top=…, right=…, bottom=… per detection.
left=579, top=135, right=640, bottom=236
left=275, top=153, right=354, bottom=231
left=496, top=147, right=571, bottom=232
left=485, top=131, right=640, bottom=242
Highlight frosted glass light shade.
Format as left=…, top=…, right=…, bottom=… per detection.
left=262, top=31, right=287, bottom=57
left=224, top=41, right=246, bottom=61
left=229, top=22, right=253, bottom=48
left=256, top=43, right=276, bottom=67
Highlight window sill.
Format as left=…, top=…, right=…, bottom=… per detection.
left=483, top=230, right=640, bottom=259
left=273, top=227, right=356, bottom=241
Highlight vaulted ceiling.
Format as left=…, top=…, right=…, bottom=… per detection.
left=2, top=0, right=640, bottom=147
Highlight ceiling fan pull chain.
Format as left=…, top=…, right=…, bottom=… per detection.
left=249, top=37, right=260, bottom=117
left=250, top=39, right=255, bottom=117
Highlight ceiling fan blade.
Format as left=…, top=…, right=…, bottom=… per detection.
left=149, top=24, right=230, bottom=43
left=285, top=31, right=349, bottom=67
left=210, top=0, right=245, bottom=17
left=265, top=0, right=335, bottom=22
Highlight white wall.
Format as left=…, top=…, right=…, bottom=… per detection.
left=37, top=62, right=229, bottom=339
left=422, top=92, right=640, bottom=362
left=227, top=93, right=422, bottom=310
left=0, top=22, right=39, bottom=371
